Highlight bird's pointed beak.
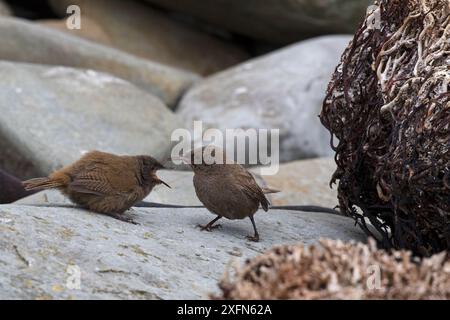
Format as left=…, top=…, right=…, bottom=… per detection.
left=169, top=155, right=190, bottom=165
left=151, top=171, right=171, bottom=188
left=157, top=178, right=171, bottom=188
left=157, top=162, right=166, bottom=170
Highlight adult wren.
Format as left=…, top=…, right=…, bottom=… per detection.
left=175, top=145, right=278, bottom=241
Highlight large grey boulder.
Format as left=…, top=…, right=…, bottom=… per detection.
left=16, top=158, right=337, bottom=208
left=38, top=17, right=112, bottom=47
left=177, top=36, right=351, bottom=162
left=144, top=0, right=372, bottom=44
left=0, top=205, right=366, bottom=299
left=0, top=17, right=199, bottom=107
left=0, top=61, right=183, bottom=179
left=46, top=0, right=249, bottom=76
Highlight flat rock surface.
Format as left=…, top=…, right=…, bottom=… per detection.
left=0, top=205, right=366, bottom=299
left=262, top=158, right=338, bottom=208
left=0, top=61, right=183, bottom=179
left=0, top=17, right=199, bottom=107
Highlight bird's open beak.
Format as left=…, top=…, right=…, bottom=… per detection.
left=151, top=171, right=171, bottom=188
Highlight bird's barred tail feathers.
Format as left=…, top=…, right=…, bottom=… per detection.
left=22, top=177, right=63, bottom=191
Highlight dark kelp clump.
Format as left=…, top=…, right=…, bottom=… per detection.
left=320, top=0, right=450, bottom=256
left=214, top=239, right=450, bottom=299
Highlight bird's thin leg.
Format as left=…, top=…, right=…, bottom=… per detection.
left=246, top=215, right=260, bottom=242
left=110, top=213, right=140, bottom=225
left=197, top=216, right=222, bottom=232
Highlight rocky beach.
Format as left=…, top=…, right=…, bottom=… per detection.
left=0, top=0, right=448, bottom=300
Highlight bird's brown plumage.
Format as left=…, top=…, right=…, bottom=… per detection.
left=185, top=145, right=277, bottom=241
left=23, top=151, right=169, bottom=222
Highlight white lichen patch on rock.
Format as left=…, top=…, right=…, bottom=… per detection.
left=43, top=67, right=129, bottom=88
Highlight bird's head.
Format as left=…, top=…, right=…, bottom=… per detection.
left=139, top=156, right=170, bottom=188
left=171, top=145, right=231, bottom=174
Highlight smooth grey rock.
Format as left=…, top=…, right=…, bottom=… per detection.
left=0, top=61, right=183, bottom=179
left=38, top=17, right=113, bottom=46
left=14, top=190, right=70, bottom=206
left=177, top=36, right=351, bottom=162
left=47, top=0, right=249, bottom=76
left=144, top=0, right=372, bottom=44
left=145, top=170, right=200, bottom=205
left=262, top=158, right=338, bottom=208
left=0, top=17, right=199, bottom=107
left=0, top=204, right=366, bottom=299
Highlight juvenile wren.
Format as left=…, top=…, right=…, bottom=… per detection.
left=23, top=150, right=170, bottom=223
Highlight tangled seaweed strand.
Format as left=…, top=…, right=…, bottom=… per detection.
left=214, top=239, right=450, bottom=300
left=320, top=0, right=449, bottom=256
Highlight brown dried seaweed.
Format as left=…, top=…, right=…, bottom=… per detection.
left=214, top=239, right=450, bottom=300
left=320, top=0, right=450, bottom=256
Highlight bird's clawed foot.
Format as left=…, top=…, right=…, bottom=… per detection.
left=246, top=234, right=260, bottom=242
left=247, top=215, right=260, bottom=242
left=197, top=223, right=222, bottom=232
left=111, top=214, right=140, bottom=225
left=197, top=216, right=222, bottom=232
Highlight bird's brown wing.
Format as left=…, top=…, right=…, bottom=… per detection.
left=69, top=169, right=116, bottom=196
left=234, top=166, right=270, bottom=211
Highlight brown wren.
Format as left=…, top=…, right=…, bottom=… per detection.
left=23, top=150, right=170, bottom=223
left=175, top=145, right=278, bottom=242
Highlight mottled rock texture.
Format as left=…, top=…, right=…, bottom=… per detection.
left=0, top=205, right=365, bottom=299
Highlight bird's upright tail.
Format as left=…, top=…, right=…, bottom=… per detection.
left=22, top=177, right=63, bottom=191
